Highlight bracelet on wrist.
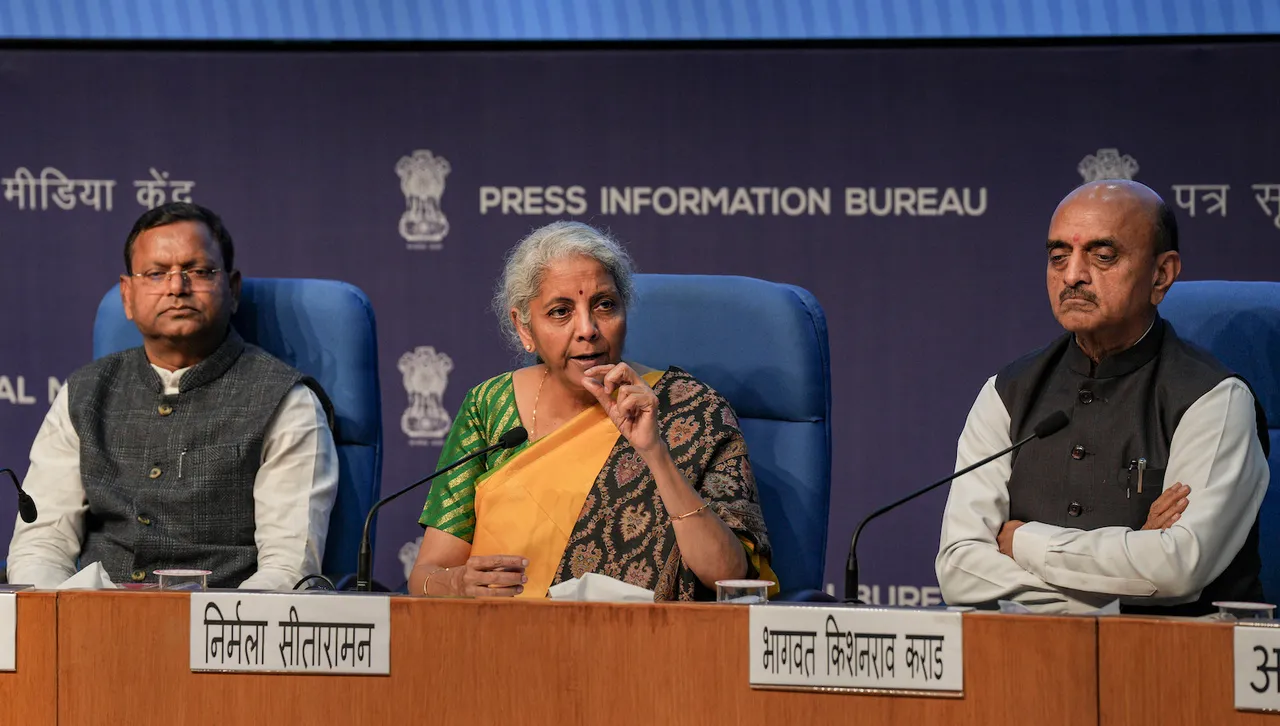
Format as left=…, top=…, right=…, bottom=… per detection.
left=423, top=565, right=455, bottom=596
left=670, top=501, right=710, bottom=521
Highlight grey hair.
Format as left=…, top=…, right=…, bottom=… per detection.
left=493, top=221, right=636, bottom=352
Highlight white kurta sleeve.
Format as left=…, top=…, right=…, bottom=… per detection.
left=937, top=377, right=1109, bottom=611
left=6, top=385, right=87, bottom=587
left=238, top=385, right=339, bottom=591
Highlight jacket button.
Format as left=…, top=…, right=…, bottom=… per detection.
left=137, top=514, right=152, bottom=526
left=131, top=570, right=146, bottom=582
left=1071, top=445, right=1086, bottom=460
left=158, top=404, right=173, bottom=416
left=148, top=467, right=162, bottom=479
left=1078, top=388, right=1093, bottom=405
left=1068, top=502, right=1083, bottom=517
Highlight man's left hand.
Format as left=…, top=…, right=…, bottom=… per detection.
left=998, top=520, right=1025, bottom=558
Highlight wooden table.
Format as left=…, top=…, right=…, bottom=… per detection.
left=0, top=592, right=58, bottom=726
left=54, top=591, right=1098, bottom=726
left=1099, top=617, right=1280, bottom=725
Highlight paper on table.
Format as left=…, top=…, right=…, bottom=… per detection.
left=1094, top=599, right=1122, bottom=615
left=547, top=572, right=655, bottom=603
left=997, top=597, right=1120, bottom=615
left=54, top=562, right=119, bottom=590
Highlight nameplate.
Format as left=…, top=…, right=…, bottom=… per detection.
left=189, top=592, right=390, bottom=675
left=748, top=605, right=963, bottom=695
left=0, top=593, right=14, bottom=671
left=1234, top=622, right=1280, bottom=712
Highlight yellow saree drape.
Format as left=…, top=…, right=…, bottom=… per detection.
left=469, top=371, right=664, bottom=598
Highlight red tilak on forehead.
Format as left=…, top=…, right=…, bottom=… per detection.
left=578, top=290, right=583, bottom=295
left=1072, top=233, right=1080, bottom=243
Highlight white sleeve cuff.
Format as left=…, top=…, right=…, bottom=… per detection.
left=238, top=569, right=296, bottom=591
left=6, top=562, right=75, bottom=589
left=1012, top=520, right=1060, bottom=578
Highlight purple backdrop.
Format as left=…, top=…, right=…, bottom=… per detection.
left=0, top=43, right=1277, bottom=595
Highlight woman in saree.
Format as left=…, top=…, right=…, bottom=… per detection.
left=408, top=221, right=775, bottom=600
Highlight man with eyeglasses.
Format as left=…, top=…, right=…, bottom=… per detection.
left=7, top=202, right=339, bottom=589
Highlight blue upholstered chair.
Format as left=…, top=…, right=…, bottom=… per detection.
left=1161, top=281, right=1280, bottom=602
left=92, top=278, right=382, bottom=580
left=626, top=274, right=832, bottom=592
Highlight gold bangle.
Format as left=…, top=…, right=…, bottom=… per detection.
left=423, top=565, right=453, bottom=596
left=671, top=502, right=710, bottom=521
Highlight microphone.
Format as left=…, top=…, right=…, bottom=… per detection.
left=354, top=426, right=528, bottom=592
left=844, top=410, right=1069, bottom=602
left=0, top=468, right=38, bottom=524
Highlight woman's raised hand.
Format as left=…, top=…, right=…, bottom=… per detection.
left=582, top=363, right=663, bottom=457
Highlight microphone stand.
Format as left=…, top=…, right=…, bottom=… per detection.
left=1, top=468, right=38, bottom=523
left=354, top=430, right=526, bottom=592
left=843, top=422, right=1060, bottom=603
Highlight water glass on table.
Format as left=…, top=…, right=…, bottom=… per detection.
left=1212, top=600, right=1276, bottom=621
left=155, top=569, right=211, bottom=591
left=716, top=579, right=774, bottom=604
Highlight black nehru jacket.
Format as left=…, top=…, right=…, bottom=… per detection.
left=995, top=317, right=1267, bottom=615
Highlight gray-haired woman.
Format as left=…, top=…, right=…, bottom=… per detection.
left=409, top=221, right=776, bottom=600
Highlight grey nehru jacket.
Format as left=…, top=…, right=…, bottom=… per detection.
left=995, top=316, right=1267, bottom=615
left=66, top=330, right=331, bottom=588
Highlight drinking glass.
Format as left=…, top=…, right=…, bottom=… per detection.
left=715, top=579, right=774, bottom=604
left=1212, top=601, right=1276, bottom=621
left=154, top=569, right=211, bottom=591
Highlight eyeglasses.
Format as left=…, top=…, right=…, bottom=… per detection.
left=131, top=268, right=223, bottom=290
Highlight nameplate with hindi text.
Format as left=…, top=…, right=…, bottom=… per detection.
left=748, top=605, right=963, bottom=694
left=1234, top=623, right=1280, bottom=712
left=189, top=592, right=390, bottom=675
left=0, top=593, right=15, bottom=671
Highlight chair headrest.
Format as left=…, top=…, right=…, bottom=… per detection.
left=627, top=274, right=830, bottom=422
left=1161, top=281, right=1280, bottom=424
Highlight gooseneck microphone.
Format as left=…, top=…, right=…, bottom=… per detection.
left=844, top=410, right=1069, bottom=602
left=354, top=426, right=528, bottom=592
left=1, top=468, right=38, bottom=524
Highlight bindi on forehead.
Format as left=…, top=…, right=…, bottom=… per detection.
left=1072, top=233, right=1080, bottom=243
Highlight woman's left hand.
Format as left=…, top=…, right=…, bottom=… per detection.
left=582, top=363, right=664, bottom=457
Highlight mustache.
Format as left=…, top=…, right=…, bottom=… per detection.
left=1060, top=288, right=1098, bottom=304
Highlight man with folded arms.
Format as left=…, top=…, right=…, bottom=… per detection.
left=936, top=180, right=1269, bottom=614
left=7, top=202, right=338, bottom=589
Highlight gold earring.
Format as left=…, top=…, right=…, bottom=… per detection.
left=525, top=345, right=533, bottom=352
